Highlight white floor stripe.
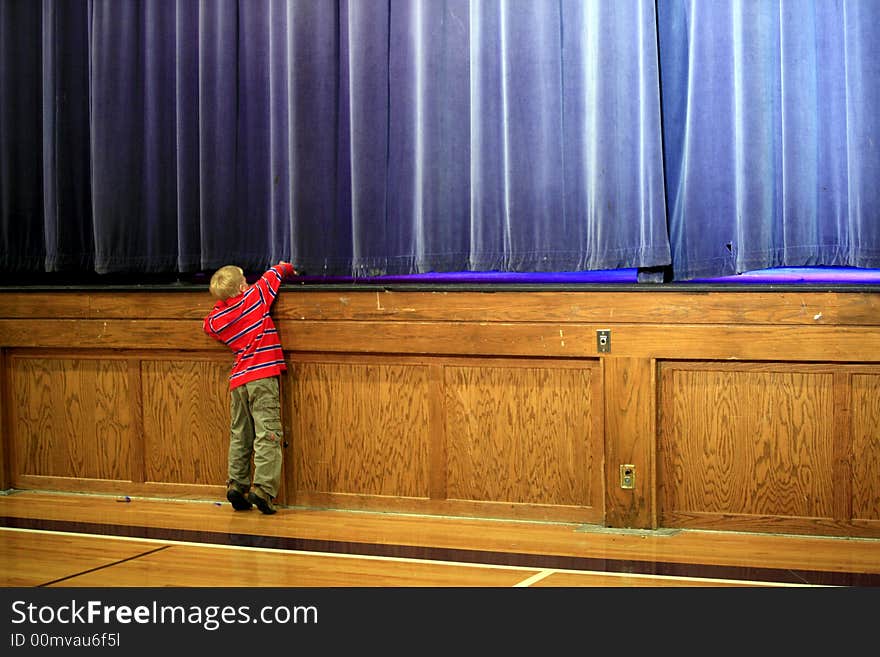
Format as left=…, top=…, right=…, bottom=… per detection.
left=514, top=570, right=555, bottom=587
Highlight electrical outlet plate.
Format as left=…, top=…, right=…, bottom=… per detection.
left=597, top=329, right=611, bottom=353
left=620, top=464, right=635, bottom=489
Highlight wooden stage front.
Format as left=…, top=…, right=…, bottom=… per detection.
left=1, top=281, right=878, bottom=543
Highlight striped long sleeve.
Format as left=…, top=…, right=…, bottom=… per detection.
left=203, top=263, right=294, bottom=389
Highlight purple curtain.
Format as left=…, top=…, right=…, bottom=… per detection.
left=0, top=0, right=670, bottom=278
left=659, top=0, right=880, bottom=280
left=2, top=1, right=878, bottom=281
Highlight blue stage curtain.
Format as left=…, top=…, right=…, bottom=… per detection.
left=4, top=1, right=878, bottom=281
left=0, top=0, right=670, bottom=277
left=658, top=0, right=880, bottom=281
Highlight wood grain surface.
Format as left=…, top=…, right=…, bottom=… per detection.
left=1, top=492, right=877, bottom=588
left=1, top=288, right=877, bottom=539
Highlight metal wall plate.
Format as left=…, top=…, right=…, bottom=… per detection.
left=597, top=329, right=611, bottom=353
left=619, top=464, right=635, bottom=489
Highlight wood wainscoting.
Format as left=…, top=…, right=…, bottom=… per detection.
left=0, top=286, right=878, bottom=539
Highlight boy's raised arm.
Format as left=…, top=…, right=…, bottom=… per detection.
left=255, top=262, right=296, bottom=300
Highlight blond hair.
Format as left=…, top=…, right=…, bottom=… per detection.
left=209, top=265, right=246, bottom=300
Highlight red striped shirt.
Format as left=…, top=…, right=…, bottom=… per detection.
left=203, top=263, right=294, bottom=389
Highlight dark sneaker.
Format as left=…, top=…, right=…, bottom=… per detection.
left=248, top=486, right=277, bottom=515
left=226, top=484, right=252, bottom=511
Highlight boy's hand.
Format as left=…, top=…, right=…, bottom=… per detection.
left=277, top=261, right=298, bottom=277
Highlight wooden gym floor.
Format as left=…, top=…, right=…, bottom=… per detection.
left=1, top=490, right=878, bottom=588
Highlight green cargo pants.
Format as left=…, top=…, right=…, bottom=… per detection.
left=228, top=377, right=283, bottom=499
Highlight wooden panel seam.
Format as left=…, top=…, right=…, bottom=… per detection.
left=0, top=349, right=9, bottom=489
left=428, top=364, right=447, bottom=500
left=129, top=359, right=146, bottom=485
left=833, top=371, right=853, bottom=523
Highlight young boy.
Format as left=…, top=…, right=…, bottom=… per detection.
left=203, top=261, right=296, bottom=514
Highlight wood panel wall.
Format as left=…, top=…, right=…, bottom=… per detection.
left=658, top=363, right=879, bottom=536
left=0, top=286, right=877, bottom=538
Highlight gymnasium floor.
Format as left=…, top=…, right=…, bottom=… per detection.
left=2, top=490, right=877, bottom=588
